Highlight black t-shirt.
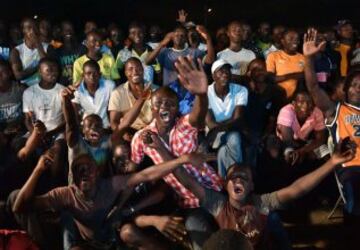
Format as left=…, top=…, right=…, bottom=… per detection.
left=55, top=45, right=81, bottom=86
left=245, top=84, right=286, bottom=136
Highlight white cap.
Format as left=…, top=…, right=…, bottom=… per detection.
left=211, top=59, right=232, bottom=74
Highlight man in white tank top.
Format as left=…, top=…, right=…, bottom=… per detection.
left=10, top=18, right=50, bottom=86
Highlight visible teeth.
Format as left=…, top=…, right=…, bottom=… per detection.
left=160, top=111, right=170, bottom=122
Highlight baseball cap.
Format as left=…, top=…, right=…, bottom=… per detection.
left=211, top=59, right=232, bottom=74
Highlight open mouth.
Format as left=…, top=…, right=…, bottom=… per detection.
left=233, top=185, right=244, bottom=195
left=159, top=111, right=170, bottom=122
left=89, top=131, right=100, bottom=141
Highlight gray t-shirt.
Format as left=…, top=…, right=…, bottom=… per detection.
left=0, top=82, right=25, bottom=126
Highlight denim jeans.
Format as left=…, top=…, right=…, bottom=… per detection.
left=217, top=132, right=243, bottom=178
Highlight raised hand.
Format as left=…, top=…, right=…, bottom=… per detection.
left=331, top=137, right=357, bottom=165
left=176, top=9, right=188, bottom=24
left=61, top=86, right=76, bottom=101
left=154, top=215, right=187, bottom=242
left=35, top=150, right=55, bottom=172
left=175, top=56, right=208, bottom=95
left=196, top=25, right=211, bottom=41
left=33, top=120, right=47, bottom=136
left=303, top=28, right=326, bottom=57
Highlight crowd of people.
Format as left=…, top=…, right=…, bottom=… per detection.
left=0, top=9, right=359, bottom=250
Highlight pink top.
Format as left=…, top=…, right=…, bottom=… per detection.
left=277, top=104, right=325, bottom=141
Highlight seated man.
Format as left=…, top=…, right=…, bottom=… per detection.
left=109, top=57, right=158, bottom=131
left=276, top=91, right=328, bottom=166
left=73, top=30, right=120, bottom=85
left=10, top=18, right=51, bottom=86
left=206, top=59, right=248, bottom=177
left=266, top=29, right=305, bottom=100
left=72, top=60, right=115, bottom=129
left=172, top=139, right=356, bottom=249
left=18, top=57, right=65, bottom=178
left=10, top=149, right=209, bottom=249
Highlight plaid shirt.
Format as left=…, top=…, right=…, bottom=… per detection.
left=131, top=115, right=223, bottom=208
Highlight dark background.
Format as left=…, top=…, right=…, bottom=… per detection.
left=2, top=0, right=359, bottom=32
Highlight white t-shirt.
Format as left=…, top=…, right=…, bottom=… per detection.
left=264, top=44, right=279, bottom=59
left=216, top=48, right=256, bottom=75
left=207, top=83, right=248, bottom=122
left=72, top=78, right=115, bottom=128
left=23, top=83, right=65, bottom=131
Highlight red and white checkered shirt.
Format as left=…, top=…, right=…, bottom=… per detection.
left=131, top=115, right=223, bottom=208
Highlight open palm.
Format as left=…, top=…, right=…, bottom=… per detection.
left=175, top=56, right=208, bottom=95
left=303, top=28, right=326, bottom=57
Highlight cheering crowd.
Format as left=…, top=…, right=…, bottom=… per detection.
left=0, top=9, right=359, bottom=250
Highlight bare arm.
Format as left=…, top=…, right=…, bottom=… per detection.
left=61, top=86, right=79, bottom=148
left=196, top=25, right=215, bottom=65
left=277, top=143, right=355, bottom=204
left=303, top=28, right=336, bottom=120
left=10, top=49, right=38, bottom=81
left=144, top=32, right=173, bottom=65
left=125, top=153, right=206, bottom=187
left=13, top=153, right=53, bottom=213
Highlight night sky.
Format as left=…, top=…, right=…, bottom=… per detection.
left=1, top=0, right=359, bottom=31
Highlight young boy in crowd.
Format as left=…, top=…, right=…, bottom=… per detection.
left=115, top=22, right=159, bottom=84
left=206, top=59, right=248, bottom=177
left=72, top=60, right=115, bottom=129
left=266, top=29, right=305, bottom=99
left=217, top=21, right=256, bottom=83
left=109, top=57, right=157, bottom=131
left=10, top=18, right=51, bottom=86
left=18, top=57, right=66, bottom=178
left=145, top=25, right=214, bottom=86
left=73, top=30, right=120, bottom=85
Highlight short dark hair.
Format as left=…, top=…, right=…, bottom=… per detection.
left=203, top=229, right=253, bottom=250
left=125, top=57, right=143, bottom=68
left=151, top=86, right=179, bottom=103
left=39, top=57, right=59, bottom=70
left=83, top=59, right=100, bottom=72
left=129, top=21, right=145, bottom=32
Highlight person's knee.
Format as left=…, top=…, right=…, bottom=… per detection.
left=226, top=132, right=242, bottom=147
left=120, top=223, right=138, bottom=243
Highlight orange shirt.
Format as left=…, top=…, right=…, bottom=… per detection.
left=327, top=103, right=360, bottom=167
left=266, top=50, right=305, bottom=99
left=335, top=43, right=351, bottom=77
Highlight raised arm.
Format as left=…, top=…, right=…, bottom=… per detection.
left=12, top=152, right=54, bottom=213
left=125, top=152, right=214, bottom=188
left=276, top=139, right=356, bottom=204
left=196, top=25, right=215, bottom=65
left=61, top=86, right=79, bottom=147
left=144, top=32, right=174, bottom=65
left=303, top=28, right=336, bottom=120
left=175, top=56, right=208, bottom=128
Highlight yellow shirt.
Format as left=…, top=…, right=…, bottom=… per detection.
left=108, top=82, right=158, bottom=130
left=335, top=43, right=351, bottom=77
left=73, top=54, right=120, bottom=84
left=266, top=50, right=305, bottom=99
